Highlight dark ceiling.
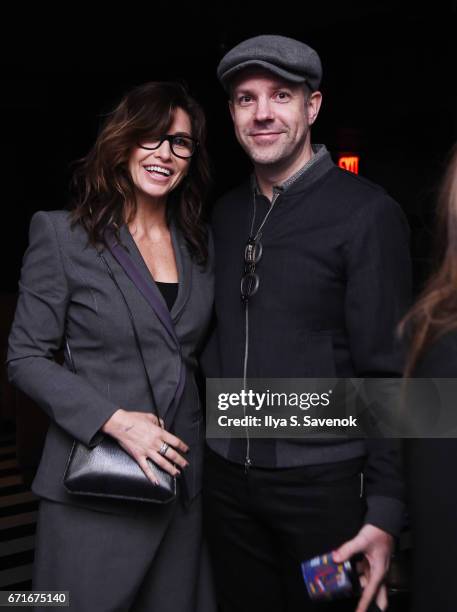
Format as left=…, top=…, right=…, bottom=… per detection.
left=1, top=1, right=456, bottom=291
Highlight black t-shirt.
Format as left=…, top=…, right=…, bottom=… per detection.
left=155, top=281, right=178, bottom=311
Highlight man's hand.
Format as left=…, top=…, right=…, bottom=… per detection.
left=332, top=524, right=393, bottom=612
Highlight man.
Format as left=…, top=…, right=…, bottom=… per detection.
left=202, top=35, right=410, bottom=612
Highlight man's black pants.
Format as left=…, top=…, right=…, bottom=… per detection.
left=203, top=447, right=366, bottom=612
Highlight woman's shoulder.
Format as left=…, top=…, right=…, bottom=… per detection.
left=29, top=210, right=87, bottom=245
left=414, top=330, right=457, bottom=376
left=30, top=209, right=72, bottom=230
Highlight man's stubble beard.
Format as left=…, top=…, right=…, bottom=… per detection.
left=241, top=131, right=308, bottom=171
left=241, top=136, right=293, bottom=167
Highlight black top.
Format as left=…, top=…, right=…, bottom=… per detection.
left=155, top=281, right=178, bottom=311
left=406, top=331, right=457, bottom=612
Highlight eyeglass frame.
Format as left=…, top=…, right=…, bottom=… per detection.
left=241, top=236, right=263, bottom=302
left=137, top=134, right=199, bottom=159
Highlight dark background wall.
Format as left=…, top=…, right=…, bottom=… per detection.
left=0, top=6, right=454, bottom=593
left=1, top=1, right=456, bottom=293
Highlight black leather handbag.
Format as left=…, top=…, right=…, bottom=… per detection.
left=63, top=252, right=177, bottom=504
left=64, top=434, right=176, bottom=503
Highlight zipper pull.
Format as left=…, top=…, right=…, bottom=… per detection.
left=244, top=457, right=252, bottom=473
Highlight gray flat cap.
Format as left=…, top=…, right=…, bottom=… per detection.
left=217, top=34, right=322, bottom=92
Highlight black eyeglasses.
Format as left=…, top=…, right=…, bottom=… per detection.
left=138, top=134, right=198, bottom=159
left=241, top=236, right=263, bottom=301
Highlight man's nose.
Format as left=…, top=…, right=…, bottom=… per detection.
left=254, top=97, right=274, bottom=122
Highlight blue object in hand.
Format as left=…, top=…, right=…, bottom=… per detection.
left=301, top=552, right=355, bottom=600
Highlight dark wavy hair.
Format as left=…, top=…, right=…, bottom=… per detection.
left=400, top=143, right=457, bottom=375
left=70, top=81, right=210, bottom=264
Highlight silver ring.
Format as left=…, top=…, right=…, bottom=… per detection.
left=158, top=442, right=169, bottom=457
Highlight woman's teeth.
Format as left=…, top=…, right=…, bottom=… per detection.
left=144, top=165, right=172, bottom=176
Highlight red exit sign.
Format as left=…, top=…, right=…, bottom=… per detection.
left=338, top=155, right=359, bottom=175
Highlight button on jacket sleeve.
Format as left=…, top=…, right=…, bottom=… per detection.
left=7, top=211, right=120, bottom=447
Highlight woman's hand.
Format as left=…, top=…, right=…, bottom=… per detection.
left=101, top=409, right=189, bottom=483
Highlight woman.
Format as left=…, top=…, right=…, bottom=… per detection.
left=401, top=142, right=457, bottom=611
left=7, top=82, right=216, bottom=611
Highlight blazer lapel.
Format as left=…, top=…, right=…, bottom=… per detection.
left=118, top=223, right=192, bottom=325
left=105, top=228, right=178, bottom=346
left=102, top=227, right=186, bottom=426
left=169, top=222, right=192, bottom=322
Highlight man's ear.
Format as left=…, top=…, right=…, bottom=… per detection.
left=229, top=99, right=235, bottom=123
left=306, top=91, right=323, bottom=127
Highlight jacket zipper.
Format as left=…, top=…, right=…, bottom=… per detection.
left=243, top=188, right=281, bottom=472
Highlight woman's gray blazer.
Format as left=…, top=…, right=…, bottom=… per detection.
left=7, top=210, right=214, bottom=514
